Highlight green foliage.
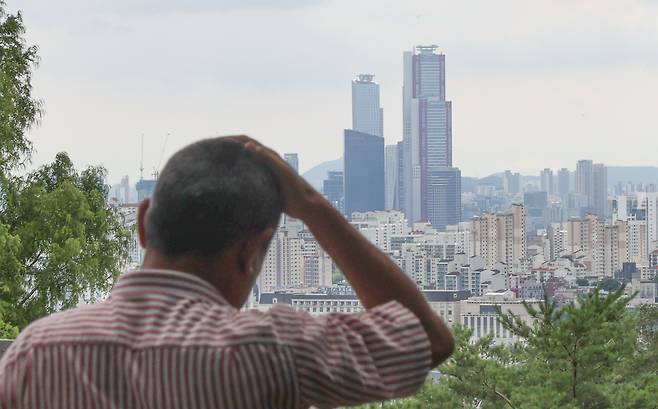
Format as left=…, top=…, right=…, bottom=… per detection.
left=0, top=1, right=129, bottom=336
left=0, top=154, right=130, bottom=328
left=351, top=287, right=658, bottom=409
left=0, top=1, right=41, bottom=171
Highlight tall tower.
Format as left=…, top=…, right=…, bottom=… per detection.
left=344, top=130, right=385, bottom=218
left=576, top=160, right=607, bottom=217
left=352, top=74, right=383, bottom=137
left=385, top=144, right=399, bottom=210
left=540, top=168, right=554, bottom=195
left=283, top=153, right=299, bottom=173
left=402, top=45, right=458, bottom=227
left=344, top=74, right=385, bottom=219
left=558, top=168, right=570, bottom=199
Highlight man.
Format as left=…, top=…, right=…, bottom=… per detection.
left=0, top=136, right=454, bottom=408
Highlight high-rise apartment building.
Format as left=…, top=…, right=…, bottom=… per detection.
left=283, top=153, right=299, bottom=173
left=350, top=210, right=408, bottom=252
left=503, top=171, right=521, bottom=195
left=557, top=168, right=570, bottom=199
left=471, top=204, right=527, bottom=272
left=402, top=45, right=456, bottom=224
left=343, top=129, right=385, bottom=218
left=259, top=223, right=332, bottom=292
left=592, top=163, right=608, bottom=217
left=540, top=168, right=554, bottom=195
left=566, top=214, right=606, bottom=275
left=351, top=74, right=383, bottom=137
left=575, top=160, right=607, bottom=217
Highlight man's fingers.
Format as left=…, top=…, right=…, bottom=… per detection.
left=225, top=135, right=259, bottom=148
left=224, top=135, right=293, bottom=174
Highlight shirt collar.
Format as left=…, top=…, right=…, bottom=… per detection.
left=111, top=269, right=233, bottom=307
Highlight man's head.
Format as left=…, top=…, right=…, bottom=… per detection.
left=137, top=137, right=284, bottom=306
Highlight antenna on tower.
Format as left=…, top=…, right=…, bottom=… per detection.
left=157, top=132, right=170, bottom=171
left=139, top=133, right=145, bottom=181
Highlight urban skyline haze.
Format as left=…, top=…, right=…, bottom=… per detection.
left=9, top=0, right=658, bottom=183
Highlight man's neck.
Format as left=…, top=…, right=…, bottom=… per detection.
left=141, top=250, right=245, bottom=308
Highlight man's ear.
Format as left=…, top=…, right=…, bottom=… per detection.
left=238, top=228, right=275, bottom=278
left=137, top=198, right=150, bottom=249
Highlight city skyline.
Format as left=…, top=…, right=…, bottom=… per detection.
left=11, top=0, right=658, bottom=184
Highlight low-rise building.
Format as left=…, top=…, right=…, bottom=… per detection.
left=460, top=290, right=540, bottom=345
left=257, top=290, right=471, bottom=326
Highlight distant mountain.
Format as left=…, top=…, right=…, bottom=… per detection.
left=461, top=177, right=479, bottom=193
left=607, top=166, right=658, bottom=187
left=301, top=164, right=658, bottom=195
left=477, top=175, right=503, bottom=189
left=302, top=158, right=342, bottom=191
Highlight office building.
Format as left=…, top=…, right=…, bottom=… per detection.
left=460, top=291, right=540, bottom=345
left=351, top=74, right=383, bottom=137
left=385, top=144, right=399, bottom=210
left=396, top=140, right=405, bottom=212
left=426, top=167, right=461, bottom=230
left=257, top=290, right=470, bottom=326
left=322, top=170, right=344, bottom=215
left=136, top=179, right=156, bottom=202
left=343, top=129, right=385, bottom=218
left=283, top=153, right=299, bottom=173
left=402, top=45, right=456, bottom=224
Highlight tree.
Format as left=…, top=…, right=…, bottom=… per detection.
left=498, top=286, right=638, bottom=408
left=0, top=1, right=129, bottom=336
left=0, top=1, right=40, bottom=171
left=351, top=286, right=655, bottom=409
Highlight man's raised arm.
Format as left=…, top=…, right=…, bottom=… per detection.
left=241, top=136, right=454, bottom=366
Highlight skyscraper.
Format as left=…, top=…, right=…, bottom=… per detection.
left=322, top=170, right=344, bottom=215
left=503, top=170, right=521, bottom=195
left=592, top=163, right=608, bottom=217
left=352, top=74, right=383, bottom=137
left=558, top=168, right=570, bottom=199
left=402, top=45, right=456, bottom=225
left=576, top=160, right=607, bottom=217
left=385, top=144, right=399, bottom=210
left=283, top=153, right=299, bottom=173
left=540, top=168, right=554, bottom=195
left=344, top=130, right=385, bottom=218
left=396, top=140, right=405, bottom=211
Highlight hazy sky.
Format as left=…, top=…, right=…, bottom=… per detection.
left=10, top=0, right=658, bottom=182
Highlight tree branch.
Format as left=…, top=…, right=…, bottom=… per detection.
left=17, top=286, right=38, bottom=308
left=481, top=378, right=517, bottom=409
left=26, top=249, right=44, bottom=268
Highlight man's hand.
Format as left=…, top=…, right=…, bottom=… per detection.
left=228, top=135, right=325, bottom=221
left=229, top=135, right=454, bottom=366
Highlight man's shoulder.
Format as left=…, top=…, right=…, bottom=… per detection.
left=0, top=303, right=108, bottom=368
left=18, top=303, right=108, bottom=340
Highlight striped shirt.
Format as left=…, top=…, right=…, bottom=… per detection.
left=0, top=269, right=432, bottom=409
